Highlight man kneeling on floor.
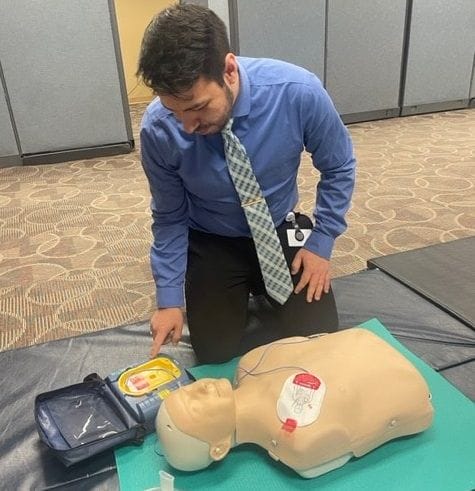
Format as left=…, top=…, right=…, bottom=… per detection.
left=137, top=4, right=356, bottom=363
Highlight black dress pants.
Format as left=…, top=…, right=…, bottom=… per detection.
left=185, top=213, right=339, bottom=363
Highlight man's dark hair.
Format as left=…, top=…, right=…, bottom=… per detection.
left=137, top=4, right=230, bottom=97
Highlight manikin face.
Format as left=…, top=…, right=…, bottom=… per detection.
left=158, top=54, right=238, bottom=135
left=156, top=403, right=212, bottom=471
left=155, top=378, right=236, bottom=470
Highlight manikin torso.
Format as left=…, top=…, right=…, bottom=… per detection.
left=233, top=329, right=433, bottom=476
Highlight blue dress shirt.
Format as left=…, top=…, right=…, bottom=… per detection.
left=140, top=57, right=356, bottom=308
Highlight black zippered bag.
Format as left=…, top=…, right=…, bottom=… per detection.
left=35, top=373, right=146, bottom=466
left=34, top=355, right=195, bottom=466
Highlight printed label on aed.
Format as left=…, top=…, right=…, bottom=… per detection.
left=276, top=373, right=326, bottom=427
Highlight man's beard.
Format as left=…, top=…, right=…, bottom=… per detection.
left=195, top=85, right=234, bottom=135
left=219, top=84, right=234, bottom=130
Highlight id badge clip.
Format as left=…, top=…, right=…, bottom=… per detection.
left=285, top=212, right=311, bottom=246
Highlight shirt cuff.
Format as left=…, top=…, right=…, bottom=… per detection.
left=303, top=230, right=335, bottom=260
left=156, top=286, right=185, bottom=309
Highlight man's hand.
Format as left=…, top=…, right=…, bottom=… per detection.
left=291, top=249, right=331, bottom=302
left=149, top=307, right=184, bottom=358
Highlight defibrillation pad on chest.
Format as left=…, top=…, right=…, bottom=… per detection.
left=276, top=373, right=326, bottom=428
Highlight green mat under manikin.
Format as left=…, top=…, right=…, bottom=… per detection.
left=115, top=319, right=475, bottom=491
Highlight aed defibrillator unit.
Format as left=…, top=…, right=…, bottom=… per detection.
left=34, top=354, right=195, bottom=466
left=107, top=354, right=195, bottom=432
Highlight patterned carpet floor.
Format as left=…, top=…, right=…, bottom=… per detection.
left=0, top=106, right=474, bottom=351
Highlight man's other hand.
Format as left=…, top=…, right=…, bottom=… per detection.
left=149, top=307, right=184, bottom=358
left=291, top=249, right=331, bottom=302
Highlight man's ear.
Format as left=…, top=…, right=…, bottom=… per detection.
left=223, top=53, right=238, bottom=85
left=209, top=436, right=232, bottom=461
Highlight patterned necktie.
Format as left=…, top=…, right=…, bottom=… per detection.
left=222, top=118, right=294, bottom=304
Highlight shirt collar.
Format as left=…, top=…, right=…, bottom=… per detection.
left=231, top=59, right=251, bottom=118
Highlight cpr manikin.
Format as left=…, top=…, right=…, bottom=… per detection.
left=155, top=329, right=434, bottom=478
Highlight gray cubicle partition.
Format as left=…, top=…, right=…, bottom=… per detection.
left=470, top=54, right=475, bottom=108
left=209, top=0, right=231, bottom=45
left=235, top=0, right=326, bottom=82
left=0, top=0, right=133, bottom=166
left=326, top=0, right=407, bottom=123
left=181, top=0, right=233, bottom=49
left=182, top=0, right=474, bottom=123
left=0, top=71, right=20, bottom=168
left=402, top=0, right=475, bottom=116
left=182, top=0, right=325, bottom=81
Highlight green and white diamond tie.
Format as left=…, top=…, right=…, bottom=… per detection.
left=222, top=118, right=294, bottom=304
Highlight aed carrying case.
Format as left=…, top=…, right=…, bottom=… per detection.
left=34, top=354, right=195, bottom=466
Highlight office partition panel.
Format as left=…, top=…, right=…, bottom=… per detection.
left=0, top=76, right=20, bottom=167
left=235, top=0, right=325, bottom=82
left=208, top=0, right=231, bottom=39
left=326, top=0, right=406, bottom=122
left=470, top=55, right=475, bottom=106
left=181, top=0, right=475, bottom=120
left=180, top=0, right=231, bottom=45
left=0, top=0, right=133, bottom=163
left=402, top=0, right=475, bottom=114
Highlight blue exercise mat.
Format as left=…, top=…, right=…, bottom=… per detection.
left=115, top=319, right=475, bottom=491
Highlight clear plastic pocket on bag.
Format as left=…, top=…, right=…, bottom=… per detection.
left=37, top=386, right=127, bottom=448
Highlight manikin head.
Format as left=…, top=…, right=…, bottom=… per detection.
left=137, top=4, right=239, bottom=135
left=155, top=378, right=236, bottom=471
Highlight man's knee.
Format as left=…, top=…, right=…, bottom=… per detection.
left=191, top=339, right=240, bottom=364
left=278, top=288, right=339, bottom=336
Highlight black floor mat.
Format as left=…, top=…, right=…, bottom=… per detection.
left=368, top=237, right=475, bottom=328
left=2, top=269, right=474, bottom=490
